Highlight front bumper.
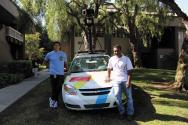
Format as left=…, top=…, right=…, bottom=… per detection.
left=62, top=86, right=119, bottom=110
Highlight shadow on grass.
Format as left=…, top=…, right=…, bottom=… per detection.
left=159, top=93, right=188, bottom=101
left=132, top=85, right=188, bottom=123
left=155, top=113, right=188, bottom=123
left=132, top=85, right=156, bottom=121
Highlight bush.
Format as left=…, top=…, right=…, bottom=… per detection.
left=0, top=64, right=9, bottom=73
left=0, top=60, right=33, bottom=89
left=0, top=73, right=24, bottom=89
left=0, top=60, right=33, bottom=78
left=8, top=60, right=33, bottom=78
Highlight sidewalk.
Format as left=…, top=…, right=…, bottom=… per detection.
left=0, top=70, right=49, bottom=113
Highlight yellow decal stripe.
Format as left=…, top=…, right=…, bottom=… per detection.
left=74, top=81, right=86, bottom=89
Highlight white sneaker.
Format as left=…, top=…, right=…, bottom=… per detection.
left=53, top=101, right=58, bottom=108
left=49, top=97, right=58, bottom=108
left=49, top=97, right=54, bottom=108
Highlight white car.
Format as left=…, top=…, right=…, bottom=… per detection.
left=62, top=52, right=125, bottom=110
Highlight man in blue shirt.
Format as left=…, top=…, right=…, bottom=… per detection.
left=44, top=41, right=67, bottom=108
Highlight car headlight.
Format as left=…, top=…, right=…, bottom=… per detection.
left=64, top=84, right=77, bottom=95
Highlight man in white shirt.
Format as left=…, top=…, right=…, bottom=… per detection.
left=106, top=45, right=134, bottom=120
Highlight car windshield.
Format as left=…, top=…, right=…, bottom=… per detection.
left=69, top=55, right=109, bottom=73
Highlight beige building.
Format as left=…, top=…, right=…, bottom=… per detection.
left=155, top=17, right=186, bottom=69
left=0, top=0, right=24, bottom=63
left=62, top=16, right=186, bottom=69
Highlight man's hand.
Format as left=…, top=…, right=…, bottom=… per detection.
left=105, top=77, right=111, bottom=83
left=125, top=81, right=131, bottom=88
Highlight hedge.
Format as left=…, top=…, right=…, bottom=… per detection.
left=0, top=60, right=33, bottom=78
left=0, top=60, right=33, bottom=89
left=0, top=73, right=24, bottom=89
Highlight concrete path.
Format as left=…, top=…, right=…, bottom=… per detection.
left=0, top=70, right=49, bottom=112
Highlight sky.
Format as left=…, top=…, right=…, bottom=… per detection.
left=175, top=0, right=188, bottom=16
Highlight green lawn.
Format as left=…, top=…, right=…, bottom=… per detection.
left=132, top=68, right=188, bottom=125
left=0, top=68, right=187, bottom=125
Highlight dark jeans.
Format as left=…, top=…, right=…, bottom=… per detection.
left=50, top=75, right=65, bottom=101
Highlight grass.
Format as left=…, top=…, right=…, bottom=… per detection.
left=132, top=68, right=188, bottom=125
left=0, top=68, right=187, bottom=125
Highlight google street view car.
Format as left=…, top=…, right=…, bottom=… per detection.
left=62, top=51, right=124, bottom=110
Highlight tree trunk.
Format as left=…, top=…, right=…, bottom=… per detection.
left=81, top=25, right=98, bottom=51
left=174, top=23, right=188, bottom=91
left=92, top=25, right=97, bottom=50
left=130, top=41, right=142, bottom=68
left=128, top=22, right=142, bottom=68
left=81, top=31, right=89, bottom=51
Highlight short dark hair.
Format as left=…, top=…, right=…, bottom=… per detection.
left=53, top=41, right=61, bottom=46
left=113, top=44, right=122, bottom=51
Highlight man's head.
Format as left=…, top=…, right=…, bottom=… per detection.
left=53, top=41, right=61, bottom=51
left=113, top=45, right=122, bottom=57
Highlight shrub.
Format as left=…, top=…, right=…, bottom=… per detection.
left=0, top=64, right=9, bottom=73
left=0, top=60, right=33, bottom=89
left=0, top=73, right=24, bottom=89
left=7, top=60, right=33, bottom=78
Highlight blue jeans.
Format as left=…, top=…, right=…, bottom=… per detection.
left=116, top=81, right=134, bottom=115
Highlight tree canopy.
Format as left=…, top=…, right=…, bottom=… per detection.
left=25, top=32, right=41, bottom=59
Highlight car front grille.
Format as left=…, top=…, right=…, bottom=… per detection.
left=79, top=87, right=112, bottom=96
left=65, top=103, right=81, bottom=109
left=84, top=103, right=110, bottom=109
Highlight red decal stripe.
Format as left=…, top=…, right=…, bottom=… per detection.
left=69, top=76, right=91, bottom=82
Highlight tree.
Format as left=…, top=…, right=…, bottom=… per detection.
left=158, top=0, right=188, bottom=91
left=99, top=0, right=170, bottom=68
left=65, top=0, right=101, bottom=51
left=19, top=0, right=45, bottom=25
left=25, top=32, right=41, bottom=59
left=44, top=0, right=72, bottom=41
left=14, top=0, right=52, bottom=60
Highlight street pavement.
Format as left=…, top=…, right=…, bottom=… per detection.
left=0, top=69, right=49, bottom=112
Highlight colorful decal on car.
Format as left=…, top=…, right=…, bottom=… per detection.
left=74, top=81, right=86, bottom=89
left=96, top=95, right=108, bottom=104
left=68, top=76, right=92, bottom=89
left=69, top=76, right=91, bottom=82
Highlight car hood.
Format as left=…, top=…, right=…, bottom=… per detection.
left=64, top=71, right=113, bottom=89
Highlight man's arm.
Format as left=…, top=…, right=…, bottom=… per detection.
left=106, top=68, right=112, bottom=82
left=64, top=53, right=68, bottom=72
left=43, top=59, right=48, bottom=65
left=126, top=69, right=133, bottom=88
left=64, top=62, right=68, bottom=72
left=43, top=53, right=49, bottom=67
left=106, top=58, right=112, bottom=82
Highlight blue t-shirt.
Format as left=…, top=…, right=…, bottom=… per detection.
left=44, top=51, right=67, bottom=75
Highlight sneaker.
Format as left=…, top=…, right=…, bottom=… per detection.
left=49, top=97, right=56, bottom=108
left=126, top=115, right=134, bottom=121
left=53, top=101, right=58, bottom=108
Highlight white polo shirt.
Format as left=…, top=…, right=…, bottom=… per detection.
left=107, top=55, right=133, bottom=82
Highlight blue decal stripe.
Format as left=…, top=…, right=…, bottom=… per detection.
left=96, top=95, right=108, bottom=104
